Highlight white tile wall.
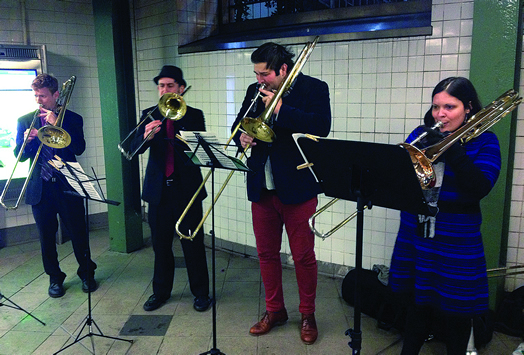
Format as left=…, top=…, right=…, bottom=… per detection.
left=2, top=0, right=524, bottom=290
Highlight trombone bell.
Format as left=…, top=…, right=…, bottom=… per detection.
left=159, top=92, right=187, bottom=121
left=398, top=143, right=436, bottom=189
left=241, top=117, right=276, bottom=143
left=37, top=126, right=71, bottom=149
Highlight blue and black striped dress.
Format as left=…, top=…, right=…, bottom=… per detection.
left=389, top=127, right=501, bottom=316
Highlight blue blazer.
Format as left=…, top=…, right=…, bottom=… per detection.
left=232, top=73, right=331, bottom=204
left=14, top=109, right=85, bottom=205
left=132, top=105, right=207, bottom=206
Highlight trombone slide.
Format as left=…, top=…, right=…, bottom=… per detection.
left=309, top=198, right=368, bottom=240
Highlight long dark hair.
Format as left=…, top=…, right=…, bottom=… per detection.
left=423, top=77, right=483, bottom=127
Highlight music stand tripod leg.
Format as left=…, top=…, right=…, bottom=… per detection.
left=345, top=196, right=369, bottom=355
left=199, top=167, right=225, bottom=355
left=0, top=291, right=46, bottom=326
left=53, top=198, right=133, bottom=354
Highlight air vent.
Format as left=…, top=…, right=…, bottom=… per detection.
left=0, top=46, right=41, bottom=60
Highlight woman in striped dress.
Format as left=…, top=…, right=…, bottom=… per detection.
left=389, top=77, right=501, bottom=354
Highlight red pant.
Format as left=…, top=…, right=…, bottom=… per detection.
left=252, top=190, right=318, bottom=314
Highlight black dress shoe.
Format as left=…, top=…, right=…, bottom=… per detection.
left=49, top=282, right=65, bottom=298
left=193, top=296, right=212, bottom=312
left=82, top=278, right=98, bottom=293
left=143, top=294, right=169, bottom=311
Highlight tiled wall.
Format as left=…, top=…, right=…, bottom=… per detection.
left=2, top=0, right=524, bottom=290
left=506, top=53, right=524, bottom=291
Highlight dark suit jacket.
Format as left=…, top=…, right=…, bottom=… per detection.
left=14, top=109, right=85, bottom=205
left=132, top=105, right=207, bottom=206
left=232, top=73, right=331, bottom=204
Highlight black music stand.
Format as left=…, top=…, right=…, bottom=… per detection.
left=48, top=159, right=132, bottom=355
left=294, top=134, right=435, bottom=355
left=179, top=132, right=249, bottom=355
left=0, top=291, right=46, bottom=325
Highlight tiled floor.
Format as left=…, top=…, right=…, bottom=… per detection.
left=0, top=225, right=522, bottom=355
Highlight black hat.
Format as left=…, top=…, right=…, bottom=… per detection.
left=153, top=65, right=187, bottom=87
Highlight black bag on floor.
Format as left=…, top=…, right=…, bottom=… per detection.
left=341, top=268, right=405, bottom=331
left=494, top=286, right=524, bottom=338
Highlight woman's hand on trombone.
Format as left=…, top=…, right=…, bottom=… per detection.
left=144, top=120, right=162, bottom=141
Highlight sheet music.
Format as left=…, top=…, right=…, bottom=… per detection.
left=49, top=159, right=103, bottom=200
left=179, top=131, right=247, bottom=170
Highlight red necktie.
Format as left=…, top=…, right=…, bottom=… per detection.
left=165, top=119, right=175, bottom=177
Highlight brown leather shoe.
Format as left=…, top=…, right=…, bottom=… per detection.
left=249, top=309, right=288, bottom=335
left=301, top=313, right=318, bottom=344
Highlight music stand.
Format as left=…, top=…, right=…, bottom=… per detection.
left=178, top=131, right=250, bottom=355
left=48, top=158, right=133, bottom=354
left=0, top=291, right=46, bottom=326
left=293, top=134, right=435, bottom=355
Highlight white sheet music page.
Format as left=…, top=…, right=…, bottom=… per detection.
left=50, top=159, right=103, bottom=200
left=179, top=131, right=239, bottom=169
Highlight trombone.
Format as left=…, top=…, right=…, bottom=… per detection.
left=0, top=75, right=76, bottom=210
left=400, top=89, right=522, bottom=190
left=175, top=37, right=320, bottom=241
left=487, top=264, right=524, bottom=278
left=117, top=86, right=190, bottom=160
left=308, top=89, right=522, bottom=239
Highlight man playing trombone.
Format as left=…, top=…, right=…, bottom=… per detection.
left=130, top=65, right=211, bottom=312
left=14, top=73, right=97, bottom=298
left=232, top=42, right=331, bottom=344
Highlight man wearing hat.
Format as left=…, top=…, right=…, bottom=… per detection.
left=131, top=65, right=211, bottom=312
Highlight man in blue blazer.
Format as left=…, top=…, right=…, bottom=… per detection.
left=14, top=73, right=97, bottom=298
left=232, top=42, right=331, bottom=344
left=132, top=66, right=210, bottom=312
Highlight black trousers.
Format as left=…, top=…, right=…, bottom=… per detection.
left=147, top=182, right=209, bottom=300
left=32, top=178, right=97, bottom=284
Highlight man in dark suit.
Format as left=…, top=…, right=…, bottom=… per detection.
left=132, top=65, right=211, bottom=312
left=14, top=73, right=97, bottom=298
left=232, top=42, right=331, bottom=344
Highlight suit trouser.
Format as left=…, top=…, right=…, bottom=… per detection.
left=252, top=189, right=318, bottom=315
left=148, top=182, right=209, bottom=300
left=32, top=178, right=97, bottom=284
